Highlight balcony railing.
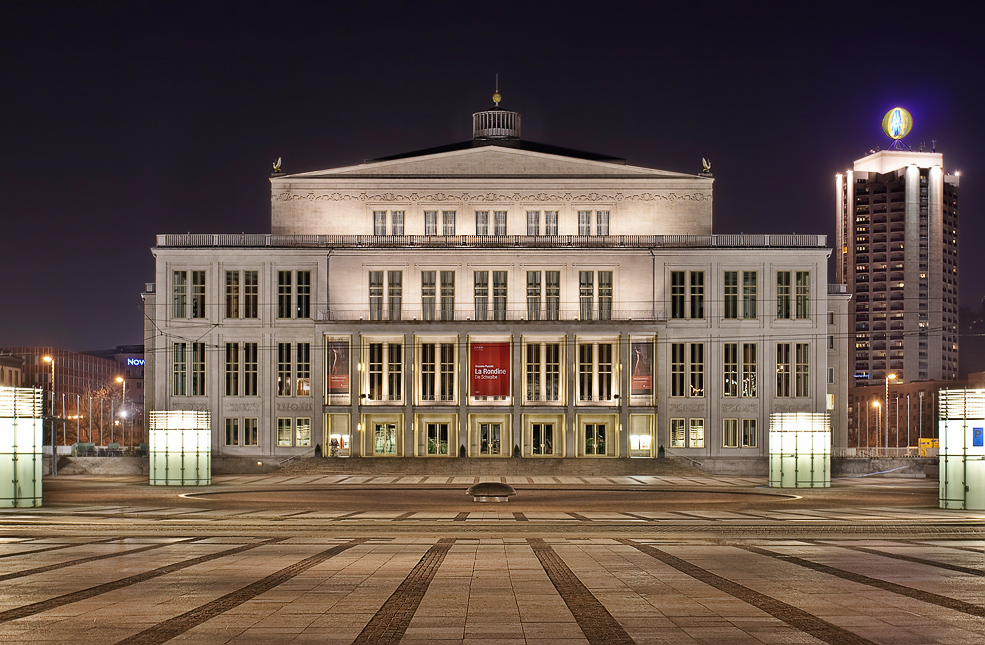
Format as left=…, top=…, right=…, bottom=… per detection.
left=321, top=308, right=661, bottom=322
left=157, top=233, right=827, bottom=249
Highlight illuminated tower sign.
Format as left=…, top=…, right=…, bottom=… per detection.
left=882, top=107, right=912, bottom=146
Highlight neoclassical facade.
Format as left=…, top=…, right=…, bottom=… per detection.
left=144, top=99, right=845, bottom=463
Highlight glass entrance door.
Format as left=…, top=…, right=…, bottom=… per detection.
left=479, top=423, right=502, bottom=456
left=426, top=423, right=449, bottom=455
left=374, top=423, right=397, bottom=455
left=585, top=423, right=606, bottom=456
left=532, top=423, right=554, bottom=455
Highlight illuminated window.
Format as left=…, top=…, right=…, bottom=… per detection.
left=776, top=343, right=791, bottom=397
left=723, top=343, right=738, bottom=397
left=670, top=418, right=686, bottom=447
left=374, top=423, right=397, bottom=455
left=426, top=423, right=449, bottom=455
left=479, top=423, right=502, bottom=456
left=742, top=343, right=758, bottom=397
left=277, top=418, right=292, bottom=446
left=366, top=341, right=402, bottom=402
left=277, top=343, right=292, bottom=396
left=577, top=340, right=616, bottom=403
left=420, top=342, right=455, bottom=402
left=584, top=423, right=606, bottom=455
left=296, top=418, right=311, bottom=447
left=525, top=341, right=561, bottom=403
left=532, top=423, right=555, bottom=455
left=689, top=418, right=705, bottom=448
left=296, top=343, right=311, bottom=396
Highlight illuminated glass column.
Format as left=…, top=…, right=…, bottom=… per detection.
left=769, top=412, right=831, bottom=488
left=148, top=411, right=211, bottom=486
left=0, top=387, right=44, bottom=507
left=938, top=389, right=985, bottom=510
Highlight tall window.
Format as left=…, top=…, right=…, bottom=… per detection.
left=493, top=211, right=507, bottom=235
left=425, top=211, right=437, bottom=235
left=723, top=343, right=738, bottom=397
left=579, top=271, right=594, bottom=320
left=369, top=271, right=383, bottom=321
left=368, top=342, right=402, bottom=402
left=191, top=271, right=206, bottom=318
left=391, top=210, right=404, bottom=235
left=475, top=211, right=489, bottom=236
left=474, top=271, right=488, bottom=321
left=244, top=271, right=258, bottom=318
left=777, top=271, right=791, bottom=319
left=532, top=423, right=554, bottom=455
left=278, top=271, right=292, bottom=318
left=442, top=210, right=456, bottom=235
left=422, top=271, right=436, bottom=321
left=388, top=271, right=402, bottom=321
left=689, top=419, right=705, bottom=448
left=742, top=343, right=757, bottom=397
left=296, top=343, right=311, bottom=396
left=690, top=271, right=704, bottom=319
left=724, top=271, right=738, bottom=319
left=244, top=418, right=258, bottom=446
left=373, top=210, right=386, bottom=236
left=689, top=343, right=704, bottom=397
left=577, top=341, right=615, bottom=402
left=795, top=343, right=810, bottom=397
left=584, top=424, right=606, bottom=455
left=796, top=271, right=810, bottom=319
left=225, top=418, right=240, bottom=446
left=277, top=343, right=292, bottom=396
left=277, top=418, right=292, bottom=446
left=776, top=343, right=791, bottom=397
left=546, top=271, right=560, bottom=321
left=671, top=343, right=685, bottom=397
left=525, top=341, right=560, bottom=402
left=296, top=271, right=311, bottom=318
left=526, top=211, right=539, bottom=236
left=172, top=271, right=187, bottom=318
left=578, top=210, right=591, bottom=235
left=296, top=418, right=311, bottom=446
left=723, top=418, right=739, bottom=448
left=173, top=342, right=187, bottom=396
left=598, top=271, right=612, bottom=321
left=493, top=271, right=507, bottom=321
left=374, top=423, right=397, bottom=455
left=670, top=418, right=686, bottom=447
left=421, top=342, right=455, bottom=402
left=545, top=211, right=558, bottom=236
left=225, top=271, right=240, bottom=318
left=743, top=271, right=757, bottom=319
left=440, top=271, right=455, bottom=321
left=742, top=419, right=758, bottom=447
left=191, top=342, right=206, bottom=396
left=426, top=423, right=449, bottom=455
left=526, top=271, right=541, bottom=320
left=479, top=423, right=502, bottom=456
left=243, top=342, right=258, bottom=396
left=671, top=271, right=685, bottom=319
left=596, top=210, right=610, bottom=235
left=225, top=343, right=239, bottom=396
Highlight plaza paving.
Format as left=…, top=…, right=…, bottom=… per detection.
left=0, top=474, right=982, bottom=644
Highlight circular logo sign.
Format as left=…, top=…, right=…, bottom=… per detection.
left=882, top=107, right=912, bottom=140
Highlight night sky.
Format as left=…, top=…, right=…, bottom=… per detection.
left=2, top=1, right=982, bottom=352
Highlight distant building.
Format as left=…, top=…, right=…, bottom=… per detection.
left=0, top=352, right=24, bottom=387
left=85, top=345, right=145, bottom=410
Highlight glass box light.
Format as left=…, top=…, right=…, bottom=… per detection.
left=148, top=410, right=211, bottom=486
left=768, top=412, right=831, bottom=488
left=938, top=389, right=985, bottom=510
left=0, top=387, right=44, bottom=507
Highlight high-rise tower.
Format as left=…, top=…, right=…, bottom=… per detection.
left=836, top=109, right=960, bottom=385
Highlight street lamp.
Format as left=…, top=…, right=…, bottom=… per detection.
left=43, top=355, right=56, bottom=475
left=116, top=376, right=126, bottom=449
left=885, top=373, right=897, bottom=451
left=872, top=401, right=881, bottom=450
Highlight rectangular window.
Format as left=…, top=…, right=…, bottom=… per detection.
left=526, top=271, right=541, bottom=320
left=479, top=423, right=502, bottom=456
left=776, top=343, right=791, bottom=397
left=426, top=423, right=449, bottom=455
left=795, top=343, right=810, bottom=397
left=579, top=271, right=594, bottom=320
left=173, top=342, right=187, bottom=396
left=494, top=211, right=507, bottom=236
left=742, top=419, right=758, bottom=447
left=585, top=424, right=606, bottom=455
left=421, top=343, right=455, bottom=402
left=796, top=271, right=810, bottom=319
left=296, top=271, right=311, bottom=318
left=225, top=418, right=239, bottom=446
left=777, top=271, right=791, bottom=319
left=493, top=271, right=507, bottom=321
left=578, top=210, right=592, bottom=236
left=599, top=271, right=613, bottom=321
left=225, top=271, right=240, bottom=318
left=724, top=271, right=738, bottom=319
left=191, top=342, right=206, bottom=396
left=545, top=211, right=558, bottom=236
left=474, top=271, right=488, bottom=321
left=422, top=271, right=436, bottom=321
left=191, top=270, right=206, bottom=319
left=374, top=423, right=397, bottom=455
left=442, top=210, right=456, bottom=235
left=278, top=271, right=292, bottom=318
left=277, top=343, right=292, bottom=396
left=526, top=341, right=560, bottom=402
left=689, top=343, right=704, bottom=397
left=596, top=210, right=610, bottom=235
left=277, top=418, right=292, bottom=446
left=244, top=418, right=258, bottom=446
left=742, top=343, right=757, bottom=397
left=243, top=342, right=258, bottom=396
left=671, top=343, right=685, bottom=397
left=296, top=417, right=311, bottom=447
left=532, top=423, right=554, bottom=455
left=296, top=343, right=311, bottom=396
left=368, top=342, right=402, bottom=402
left=440, top=271, right=455, bottom=321
left=578, top=344, right=592, bottom=401
left=388, top=271, right=402, bottom=321
left=671, top=271, right=685, bottom=319
left=723, top=343, right=738, bottom=397
left=440, top=343, right=455, bottom=401
left=743, top=271, right=757, bottom=319
left=526, top=211, right=539, bottom=236
left=244, top=271, right=258, bottom=319
left=225, top=342, right=239, bottom=396
left=689, top=418, right=705, bottom=448
left=425, top=210, right=438, bottom=235
left=723, top=418, right=739, bottom=448
left=690, top=271, right=704, bottom=319
left=670, top=418, right=686, bottom=447
left=828, top=335, right=834, bottom=350
left=578, top=341, right=615, bottom=402
left=373, top=210, right=386, bottom=236
left=546, top=271, right=560, bottom=321
left=369, top=271, right=383, bottom=321
left=475, top=211, right=488, bottom=236
left=172, top=271, right=187, bottom=318
left=391, top=210, right=404, bottom=236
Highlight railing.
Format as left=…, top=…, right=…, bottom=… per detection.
left=321, top=308, right=660, bottom=322
left=832, top=447, right=931, bottom=458
left=157, top=233, right=827, bottom=249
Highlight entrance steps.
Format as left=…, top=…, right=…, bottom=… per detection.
left=279, top=456, right=704, bottom=477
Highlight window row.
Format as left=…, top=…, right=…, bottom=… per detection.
left=172, top=270, right=312, bottom=320
left=670, top=342, right=810, bottom=398
left=371, top=209, right=611, bottom=236
left=671, top=270, right=811, bottom=320
left=670, top=418, right=758, bottom=448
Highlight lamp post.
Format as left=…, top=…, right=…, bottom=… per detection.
left=885, top=373, right=897, bottom=452
left=873, top=401, right=881, bottom=450
left=116, top=377, right=126, bottom=449
left=43, top=355, right=56, bottom=475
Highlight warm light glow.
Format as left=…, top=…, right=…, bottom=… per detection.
left=888, top=374, right=897, bottom=381
left=116, top=376, right=124, bottom=383
left=43, top=356, right=53, bottom=364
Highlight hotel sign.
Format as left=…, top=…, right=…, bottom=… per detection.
left=882, top=107, right=912, bottom=140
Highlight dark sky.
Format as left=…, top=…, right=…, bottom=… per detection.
left=2, top=0, right=982, bottom=351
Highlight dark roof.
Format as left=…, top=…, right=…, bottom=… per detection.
left=369, top=138, right=627, bottom=165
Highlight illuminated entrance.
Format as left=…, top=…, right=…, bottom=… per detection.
left=374, top=423, right=397, bottom=455
left=532, top=423, right=554, bottom=455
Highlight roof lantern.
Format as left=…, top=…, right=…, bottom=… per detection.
left=472, top=88, right=521, bottom=140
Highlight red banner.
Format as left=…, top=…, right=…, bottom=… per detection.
left=470, top=342, right=511, bottom=396
left=327, top=340, right=349, bottom=395
left=631, top=341, right=653, bottom=396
